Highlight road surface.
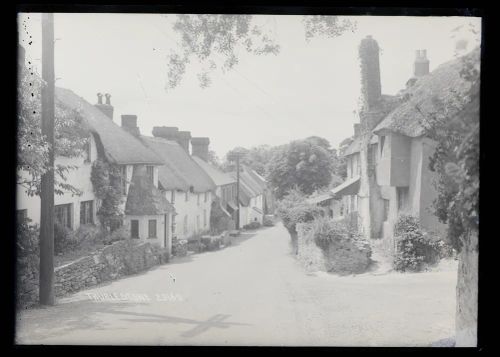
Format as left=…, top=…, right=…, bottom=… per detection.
left=16, top=223, right=457, bottom=346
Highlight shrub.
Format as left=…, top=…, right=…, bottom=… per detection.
left=16, top=218, right=40, bottom=308
left=392, top=214, right=442, bottom=272
left=172, top=239, right=188, bottom=257
left=16, top=218, right=39, bottom=273
left=303, top=217, right=372, bottom=274
left=243, top=221, right=261, bottom=230
left=276, top=188, right=323, bottom=237
left=105, top=225, right=129, bottom=245
left=54, top=222, right=74, bottom=255
left=210, top=198, right=234, bottom=234
left=263, top=215, right=275, bottom=226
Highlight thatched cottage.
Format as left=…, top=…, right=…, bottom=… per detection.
left=332, top=35, right=479, bottom=246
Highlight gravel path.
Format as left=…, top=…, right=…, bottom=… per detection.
left=16, top=223, right=457, bottom=346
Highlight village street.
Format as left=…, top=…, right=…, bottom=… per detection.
left=16, top=223, right=457, bottom=346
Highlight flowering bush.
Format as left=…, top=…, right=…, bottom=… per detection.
left=392, top=214, right=442, bottom=272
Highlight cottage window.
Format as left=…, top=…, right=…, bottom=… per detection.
left=148, top=219, right=157, bottom=238
left=397, top=187, right=410, bottom=212
left=55, top=203, right=73, bottom=229
left=146, top=166, right=154, bottom=184
left=383, top=199, right=390, bottom=222
left=171, top=190, right=175, bottom=204
left=185, top=191, right=189, bottom=202
left=196, top=215, right=200, bottom=231
left=183, top=215, right=188, bottom=235
left=203, top=209, right=207, bottom=227
left=131, top=220, right=139, bottom=238
left=17, top=209, right=27, bottom=223
left=197, top=193, right=200, bottom=206
left=80, top=200, right=94, bottom=225
left=204, top=192, right=208, bottom=203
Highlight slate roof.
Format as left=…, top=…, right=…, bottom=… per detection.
left=191, top=156, right=236, bottom=187
left=125, top=165, right=174, bottom=215
left=373, top=48, right=480, bottom=137
left=55, top=87, right=163, bottom=165
left=141, top=136, right=216, bottom=193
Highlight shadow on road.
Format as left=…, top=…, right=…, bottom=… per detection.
left=17, top=298, right=252, bottom=343
left=106, top=310, right=252, bottom=338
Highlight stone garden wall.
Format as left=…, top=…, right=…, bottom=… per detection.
left=17, top=240, right=168, bottom=309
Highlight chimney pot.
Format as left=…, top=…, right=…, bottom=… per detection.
left=414, top=49, right=430, bottom=77
left=95, top=92, right=114, bottom=119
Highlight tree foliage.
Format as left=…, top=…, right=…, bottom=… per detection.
left=166, top=15, right=356, bottom=89
left=17, top=65, right=87, bottom=197
left=420, top=53, right=480, bottom=252
left=267, top=139, right=333, bottom=199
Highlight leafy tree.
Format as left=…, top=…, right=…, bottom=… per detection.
left=276, top=187, right=323, bottom=252
left=166, top=15, right=356, bottom=89
left=267, top=139, right=333, bottom=199
left=17, top=65, right=87, bottom=197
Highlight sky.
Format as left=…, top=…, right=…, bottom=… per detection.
left=18, top=13, right=481, bottom=159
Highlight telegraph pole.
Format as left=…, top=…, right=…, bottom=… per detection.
left=228, top=151, right=245, bottom=230
left=235, top=155, right=240, bottom=230
left=39, top=13, right=55, bottom=305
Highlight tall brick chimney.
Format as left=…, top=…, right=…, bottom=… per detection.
left=176, top=131, right=191, bottom=153
left=152, top=126, right=179, bottom=141
left=414, top=49, right=429, bottom=77
left=121, top=114, right=140, bottom=136
left=191, top=137, right=210, bottom=161
left=353, top=123, right=361, bottom=138
left=359, top=35, right=382, bottom=112
left=95, top=92, right=114, bottom=119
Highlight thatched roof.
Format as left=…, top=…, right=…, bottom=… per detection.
left=373, top=48, right=480, bottom=137
left=55, top=87, right=163, bottom=165
left=125, top=165, right=174, bottom=215
left=229, top=167, right=264, bottom=206
left=192, top=156, right=235, bottom=187
left=141, top=136, right=216, bottom=193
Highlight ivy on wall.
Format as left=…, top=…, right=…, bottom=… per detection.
left=90, top=159, right=124, bottom=232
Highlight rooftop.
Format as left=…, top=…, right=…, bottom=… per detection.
left=141, top=136, right=216, bottom=193
left=55, top=87, right=163, bottom=165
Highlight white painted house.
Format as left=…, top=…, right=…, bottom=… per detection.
left=141, top=127, right=216, bottom=241
left=17, top=85, right=175, bottom=253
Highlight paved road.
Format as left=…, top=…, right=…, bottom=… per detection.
left=16, top=223, right=457, bottom=346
